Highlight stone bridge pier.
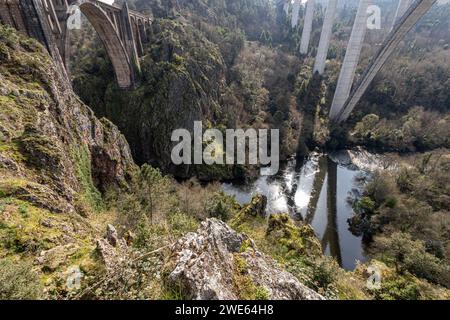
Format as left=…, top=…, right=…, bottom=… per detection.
left=0, top=0, right=152, bottom=89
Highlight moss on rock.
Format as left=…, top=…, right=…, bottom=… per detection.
left=233, top=253, right=269, bottom=300
left=266, top=213, right=322, bottom=258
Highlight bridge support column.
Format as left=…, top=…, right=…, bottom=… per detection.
left=19, top=0, right=54, bottom=52
left=283, top=0, right=290, bottom=15
left=300, top=0, right=315, bottom=55
left=330, top=0, right=371, bottom=122
left=291, top=0, right=301, bottom=28
left=120, top=2, right=141, bottom=87
left=52, top=0, right=71, bottom=69
left=334, top=0, right=438, bottom=123
left=0, top=1, right=17, bottom=29
left=313, top=0, right=338, bottom=74
left=390, top=0, right=412, bottom=31
left=0, top=0, right=28, bottom=33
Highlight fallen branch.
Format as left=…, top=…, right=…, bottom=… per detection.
left=72, top=244, right=171, bottom=300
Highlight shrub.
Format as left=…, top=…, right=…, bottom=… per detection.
left=167, top=211, right=198, bottom=237
left=354, top=197, right=376, bottom=215
left=206, top=191, right=238, bottom=221
left=0, top=258, right=43, bottom=300
left=309, top=258, right=339, bottom=291
left=375, top=233, right=450, bottom=288
left=373, top=276, right=421, bottom=300
left=116, top=164, right=176, bottom=229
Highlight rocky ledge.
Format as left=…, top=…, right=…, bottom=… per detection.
left=165, top=218, right=324, bottom=300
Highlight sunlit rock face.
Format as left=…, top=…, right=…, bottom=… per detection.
left=165, top=218, right=325, bottom=300
left=0, top=26, right=136, bottom=212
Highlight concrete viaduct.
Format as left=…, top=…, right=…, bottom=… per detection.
left=333, top=0, right=437, bottom=123
left=0, top=0, right=152, bottom=88
left=284, top=0, right=438, bottom=123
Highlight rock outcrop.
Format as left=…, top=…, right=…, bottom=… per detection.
left=266, top=213, right=323, bottom=258
left=0, top=25, right=137, bottom=214
left=96, top=224, right=129, bottom=274
left=165, top=218, right=324, bottom=300
left=239, top=194, right=268, bottom=217
left=0, top=25, right=138, bottom=298
left=73, top=19, right=227, bottom=179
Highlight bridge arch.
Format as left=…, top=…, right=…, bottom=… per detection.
left=72, top=0, right=133, bottom=88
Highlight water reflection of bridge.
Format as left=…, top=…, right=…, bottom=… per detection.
left=280, top=155, right=342, bottom=266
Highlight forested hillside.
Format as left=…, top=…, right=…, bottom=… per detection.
left=71, top=0, right=449, bottom=173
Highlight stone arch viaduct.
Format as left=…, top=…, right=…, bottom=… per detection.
left=0, top=0, right=152, bottom=88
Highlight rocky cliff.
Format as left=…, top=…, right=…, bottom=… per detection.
left=0, top=25, right=137, bottom=298
left=0, top=26, right=137, bottom=213
left=166, top=218, right=324, bottom=300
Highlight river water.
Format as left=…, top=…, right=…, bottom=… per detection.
left=222, top=150, right=385, bottom=271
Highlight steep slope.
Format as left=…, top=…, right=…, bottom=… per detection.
left=0, top=25, right=137, bottom=298
left=71, top=0, right=303, bottom=179
left=0, top=26, right=136, bottom=211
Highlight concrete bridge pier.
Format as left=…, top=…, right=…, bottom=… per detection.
left=0, top=0, right=28, bottom=33
left=283, top=0, right=290, bottom=15
left=313, top=0, right=338, bottom=74
left=300, top=0, right=315, bottom=55
left=0, top=0, right=52, bottom=51
left=335, top=0, right=438, bottom=123
left=120, top=1, right=141, bottom=84
left=52, top=0, right=71, bottom=69
left=390, top=0, right=413, bottom=31
left=329, top=0, right=371, bottom=122
left=292, top=0, right=301, bottom=28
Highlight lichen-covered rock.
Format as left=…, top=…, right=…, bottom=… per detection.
left=165, top=218, right=324, bottom=300
left=266, top=213, right=322, bottom=258
left=0, top=25, right=138, bottom=298
left=0, top=24, right=137, bottom=214
left=240, top=194, right=268, bottom=217
left=96, top=229, right=129, bottom=275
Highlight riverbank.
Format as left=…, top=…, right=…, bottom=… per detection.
left=222, top=149, right=378, bottom=270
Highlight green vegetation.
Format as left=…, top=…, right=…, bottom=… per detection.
left=351, top=108, right=450, bottom=152
left=350, top=151, right=450, bottom=296
left=0, top=258, right=43, bottom=300
left=375, top=233, right=449, bottom=288
left=70, top=1, right=302, bottom=178
left=230, top=196, right=366, bottom=299
left=73, top=146, right=103, bottom=213
left=1, top=0, right=449, bottom=302
left=0, top=198, right=64, bottom=255
left=233, top=253, right=269, bottom=300
left=206, top=191, right=239, bottom=221
left=266, top=213, right=322, bottom=258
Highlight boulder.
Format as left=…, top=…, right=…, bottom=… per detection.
left=165, top=218, right=324, bottom=300
left=106, top=224, right=119, bottom=247
left=96, top=225, right=128, bottom=273
left=240, top=194, right=268, bottom=217
left=37, top=243, right=78, bottom=272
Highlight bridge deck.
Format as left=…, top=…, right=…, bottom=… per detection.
left=95, top=2, right=152, bottom=21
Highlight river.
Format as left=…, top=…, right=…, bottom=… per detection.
left=222, top=149, right=387, bottom=271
